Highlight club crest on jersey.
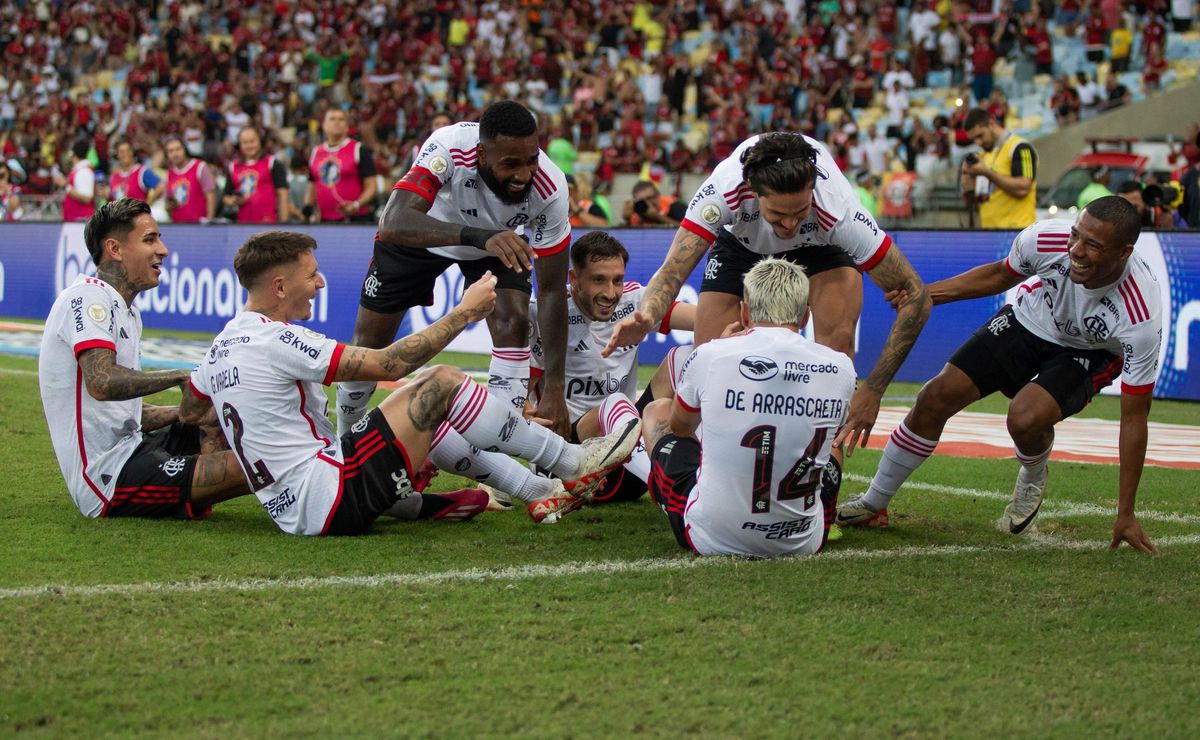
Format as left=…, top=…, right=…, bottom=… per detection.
left=87, top=304, right=108, bottom=324
left=738, top=356, right=779, bottom=381
left=704, top=256, right=721, bottom=281
left=362, top=273, right=381, bottom=298
left=160, top=457, right=187, bottom=477
left=1084, top=314, right=1110, bottom=341
left=351, top=415, right=371, bottom=433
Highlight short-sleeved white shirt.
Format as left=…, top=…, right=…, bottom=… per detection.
left=674, top=327, right=856, bottom=557
left=189, top=312, right=347, bottom=535
left=39, top=276, right=145, bottom=517
left=680, top=134, right=892, bottom=270
left=528, top=282, right=678, bottom=420
left=1004, top=219, right=1162, bottom=393
left=394, top=122, right=571, bottom=260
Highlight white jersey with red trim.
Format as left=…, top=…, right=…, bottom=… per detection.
left=528, top=282, right=677, bottom=420
left=674, top=327, right=856, bottom=557
left=1004, top=219, right=1162, bottom=394
left=680, top=134, right=892, bottom=269
left=394, top=122, right=571, bottom=259
left=189, top=312, right=347, bottom=535
left=39, top=276, right=146, bottom=517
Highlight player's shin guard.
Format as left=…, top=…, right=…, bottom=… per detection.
left=862, top=421, right=938, bottom=511
left=444, top=378, right=578, bottom=477
left=336, top=381, right=378, bottom=436
left=428, top=423, right=558, bottom=503
left=488, top=348, right=530, bottom=411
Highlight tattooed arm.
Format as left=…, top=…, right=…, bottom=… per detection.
left=602, top=228, right=711, bottom=357
left=835, top=247, right=932, bottom=453
left=141, top=404, right=180, bottom=432
left=333, top=272, right=498, bottom=382
left=178, top=384, right=228, bottom=453
left=78, top=348, right=189, bottom=402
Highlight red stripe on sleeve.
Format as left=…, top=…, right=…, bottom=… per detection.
left=393, top=165, right=441, bottom=204
left=860, top=234, right=893, bottom=272
left=680, top=218, right=718, bottom=244
left=187, top=378, right=209, bottom=401
left=73, top=339, right=116, bottom=357
left=676, top=395, right=700, bottom=413
left=659, top=302, right=679, bottom=333
left=1004, top=257, right=1026, bottom=276
left=533, top=233, right=570, bottom=257
left=323, top=343, right=347, bottom=386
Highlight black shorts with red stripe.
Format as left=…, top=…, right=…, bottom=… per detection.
left=701, top=228, right=858, bottom=297
left=648, top=433, right=702, bottom=552
left=325, top=408, right=417, bottom=535
left=108, top=423, right=207, bottom=520
left=359, top=240, right=532, bottom=314
left=949, top=305, right=1122, bottom=419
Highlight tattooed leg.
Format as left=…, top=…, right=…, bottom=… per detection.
left=189, top=451, right=251, bottom=508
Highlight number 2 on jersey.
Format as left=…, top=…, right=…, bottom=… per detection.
left=739, top=425, right=829, bottom=514
left=222, top=402, right=276, bottom=491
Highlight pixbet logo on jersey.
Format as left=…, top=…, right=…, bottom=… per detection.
left=566, top=373, right=629, bottom=398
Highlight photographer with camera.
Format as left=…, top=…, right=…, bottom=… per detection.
left=960, top=108, right=1038, bottom=229
left=622, top=179, right=684, bottom=227
left=1117, top=180, right=1183, bottom=230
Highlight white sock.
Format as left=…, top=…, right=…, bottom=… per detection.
left=428, top=423, right=557, bottom=503
left=596, top=394, right=648, bottom=482
left=488, top=347, right=530, bottom=411
left=336, top=381, right=378, bottom=436
left=444, top=378, right=581, bottom=478
left=1015, top=440, right=1052, bottom=482
left=862, top=421, right=937, bottom=511
left=667, top=345, right=691, bottom=394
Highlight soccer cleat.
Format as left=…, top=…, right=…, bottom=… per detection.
left=526, top=480, right=585, bottom=524
left=480, top=483, right=514, bottom=512
left=1000, top=466, right=1048, bottom=534
left=834, top=496, right=890, bottom=528
left=411, top=459, right=439, bottom=493
left=561, top=418, right=642, bottom=503
left=427, top=489, right=490, bottom=522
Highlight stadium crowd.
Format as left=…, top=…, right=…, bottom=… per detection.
left=0, top=0, right=1196, bottom=224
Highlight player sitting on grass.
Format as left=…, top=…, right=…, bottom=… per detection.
left=181, top=231, right=640, bottom=536
left=641, top=258, right=855, bottom=557
left=39, top=198, right=250, bottom=520
left=838, top=196, right=1160, bottom=553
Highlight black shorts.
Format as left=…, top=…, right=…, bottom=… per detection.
left=109, top=423, right=207, bottom=520
left=949, top=305, right=1123, bottom=419
left=360, top=242, right=532, bottom=314
left=700, top=228, right=858, bottom=296
left=325, top=408, right=418, bottom=536
left=648, top=434, right=702, bottom=552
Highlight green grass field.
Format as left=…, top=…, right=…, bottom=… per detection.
left=3, top=351, right=1199, bottom=737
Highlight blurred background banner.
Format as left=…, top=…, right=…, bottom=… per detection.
left=3, top=225, right=1198, bottom=400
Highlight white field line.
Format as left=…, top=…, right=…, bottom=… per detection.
left=843, top=473, right=1200, bottom=524
left=4, top=534, right=1200, bottom=602
left=0, top=367, right=37, bottom=376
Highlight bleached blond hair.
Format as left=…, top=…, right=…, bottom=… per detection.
left=742, top=258, right=809, bottom=326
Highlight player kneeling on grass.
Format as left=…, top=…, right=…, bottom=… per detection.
left=181, top=231, right=640, bottom=536
left=640, top=258, right=855, bottom=557
left=39, top=198, right=250, bottom=520
left=838, top=196, right=1160, bottom=553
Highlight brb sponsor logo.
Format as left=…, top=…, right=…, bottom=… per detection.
left=738, top=356, right=778, bottom=381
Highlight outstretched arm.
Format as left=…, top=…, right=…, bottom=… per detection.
left=78, top=348, right=189, bottom=402
left=333, top=273, right=498, bottom=382
left=603, top=228, right=710, bottom=356
left=1111, top=392, right=1157, bottom=553
left=836, top=247, right=932, bottom=453
left=377, top=189, right=535, bottom=272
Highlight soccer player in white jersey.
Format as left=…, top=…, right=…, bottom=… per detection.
left=182, top=231, right=640, bottom=537
left=640, top=258, right=856, bottom=557
left=603, top=132, right=931, bottom=521
left=38, top=199, right=248, bottom=520
left=838, top=197, right=1160, bottom=553
left=528, top=230, right=696, bottom=503
left=337, top=100, right=574, bottom=444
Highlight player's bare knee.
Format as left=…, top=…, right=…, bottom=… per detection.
left=1006, top=404, right=1053, bottom=443
left=487, top=313, right=528, bottom=346
left=914, top=378, right=958, bottom=420
left=414, top=364, right=467, bottom=394
left=821, top=328, right=856, bottom=358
